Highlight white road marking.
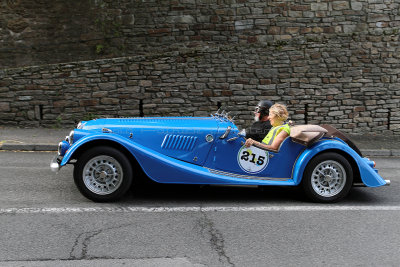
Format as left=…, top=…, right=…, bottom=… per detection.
left=1, top=206, right=400, bottom=214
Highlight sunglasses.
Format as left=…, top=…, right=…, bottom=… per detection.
left=254, top=106, right=262, bottom=113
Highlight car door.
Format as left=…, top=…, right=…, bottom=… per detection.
left=204, top=127, right=305, bottom=179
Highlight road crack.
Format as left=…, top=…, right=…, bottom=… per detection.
left=69, top=223, right=131, bottom=260
left=69, top=230, right=102, bottom=260
left=198, top=208, right=234, bottom=266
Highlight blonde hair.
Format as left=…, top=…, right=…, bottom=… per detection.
left=269, top=103, right=289, bottom=121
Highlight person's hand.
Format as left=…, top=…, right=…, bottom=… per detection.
left=245, top=138, right=256, bottom=147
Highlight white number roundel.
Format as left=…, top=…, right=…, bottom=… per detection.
left=237, top=146, right=269, bottom=174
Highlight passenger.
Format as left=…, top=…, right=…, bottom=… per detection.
left=245, top=103, right=290, bottom=151
left=245, top=100, right=273, bottom=142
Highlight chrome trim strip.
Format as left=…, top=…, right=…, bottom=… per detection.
left=206, top=168, right=289, bottom=181
left=117, top=117, right=216, bottom=121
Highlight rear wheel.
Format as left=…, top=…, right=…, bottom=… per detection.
left=73, top=146, right=133, bottom=202
left=302, top=152, right=353, bottom=203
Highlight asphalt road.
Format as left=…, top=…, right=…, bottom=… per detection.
left=0, top=151, right=399, bottom=266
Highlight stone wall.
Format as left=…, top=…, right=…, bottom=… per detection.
left=0, top=0, right=400, bottom=134
left=0, top=0, right=134, bottom=68
left=2, top=0, right=400, bottom=68
left=1, top=45, right=399, bottom=134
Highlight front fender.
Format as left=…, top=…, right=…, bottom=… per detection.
left=60, top=133, right=239, bottom=184
left=60, top=133, right=135, bottom=166
left=292, top=139, right=386, bottom=187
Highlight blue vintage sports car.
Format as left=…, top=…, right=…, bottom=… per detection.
left=51, top=112, right=390, bottom=203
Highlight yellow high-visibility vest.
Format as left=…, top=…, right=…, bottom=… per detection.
left=262, top=124, right=290, bottom=145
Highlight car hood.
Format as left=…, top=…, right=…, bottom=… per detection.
left=79, top=117, right=221, bottom=133
left=76, top=117, right=235, bottom=166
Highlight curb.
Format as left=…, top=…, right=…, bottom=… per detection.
left=360, top=149, right=392, bottom=157
left=360, top=149, right=400, bottom=157
left=0, top=144, right=57, bottom=151
left=392, top=149, right=400, bottom=157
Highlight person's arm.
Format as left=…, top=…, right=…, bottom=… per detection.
left=245, top=131, right=289, bottom=151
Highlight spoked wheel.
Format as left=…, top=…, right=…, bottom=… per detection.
left=302, top=152, right=353, bottom=203
left=74, top=146, right=133, bottom=202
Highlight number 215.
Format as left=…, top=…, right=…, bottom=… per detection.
left=241, top=151, right=265, bottom=165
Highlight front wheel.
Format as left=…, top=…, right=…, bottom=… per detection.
left=73, top=146, right=133, bottom=202
left=302, top=152, right=353, bottom=203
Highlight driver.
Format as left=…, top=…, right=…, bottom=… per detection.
left=245, top=103, right=290, bottom=151
left=245, top=100, right=273, bottom=142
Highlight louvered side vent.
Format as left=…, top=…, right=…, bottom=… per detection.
left=161, top=135, right=198, bottom=151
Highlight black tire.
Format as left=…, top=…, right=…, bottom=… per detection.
left=73, top=146, right=133, bottom=202
left=302, top=152, right=353, bottom=203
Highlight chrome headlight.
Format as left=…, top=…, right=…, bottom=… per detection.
left=58, top=141, right=69, bottom=156
left=69, top=130, right=74, bottom=145
left=58, top=142, right=63, bottom=155
left=65, top=130, right=74, bottom=145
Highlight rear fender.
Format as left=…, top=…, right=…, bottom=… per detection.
left=292, top=139, right=386, bottom=187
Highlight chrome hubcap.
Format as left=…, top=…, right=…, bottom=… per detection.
left=311, top=160, right=346, bottom=197
left=83, top=155, right=123, bottom=195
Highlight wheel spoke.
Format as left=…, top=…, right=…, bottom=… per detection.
left=82, top=155, right=124, bottom=195
left=310, top=160, right=346, bottom=198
